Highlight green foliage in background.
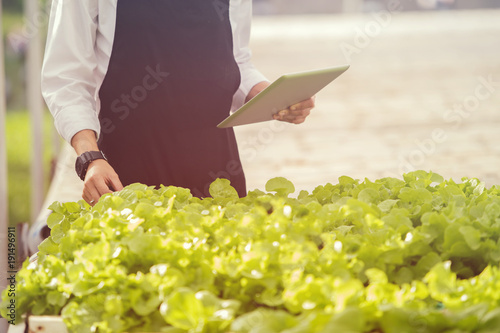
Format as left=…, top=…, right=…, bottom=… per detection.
left=3, top=5, right=50, bottom=109
left=3, top=172, right=500, bottom=332
left=6, top=110, right=54, bottom=226
left=3, top=7, right=55, bottom=225
left=3, top=10, right=28, bottom=110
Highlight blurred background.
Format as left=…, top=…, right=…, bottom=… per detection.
left=1, top=0, right=499, bottom=227
left=253, top=0, right=500, bottom=14
left=236, top=0, right=500, bottom=193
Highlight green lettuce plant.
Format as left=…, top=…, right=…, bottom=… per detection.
left=2, top=171, right=500, bottom=332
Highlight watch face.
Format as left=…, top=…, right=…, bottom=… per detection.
left=75, top=157, right=85, bottom=179
left=75, top=151, right=105, bottom=180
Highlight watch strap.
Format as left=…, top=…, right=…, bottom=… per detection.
left=76, top=151, right=107, bottom=181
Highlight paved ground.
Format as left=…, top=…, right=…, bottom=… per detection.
left=235, top=9, right=500, bottom=193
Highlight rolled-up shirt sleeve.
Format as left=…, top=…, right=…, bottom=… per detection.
left=230, top=0, right=268, bottom=111
left=41, top=0, right=101, bottom=143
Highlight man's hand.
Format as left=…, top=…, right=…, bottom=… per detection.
left=246, top=81, right=315, bottom=124
left=71, top=129, right=124, bottom=206
left=272, top=96, right=315, bottom=124
left=82, top=159, right=123, bottom=205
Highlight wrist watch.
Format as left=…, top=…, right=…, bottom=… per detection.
left=75, top=151, right=107, bottom=181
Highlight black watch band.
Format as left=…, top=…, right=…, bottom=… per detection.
left=75, top=151, right=107, bottom=181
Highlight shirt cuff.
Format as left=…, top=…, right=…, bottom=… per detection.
left=232, top=65, right=268, bottom=112
left=54, top=106, right=101, bottom=144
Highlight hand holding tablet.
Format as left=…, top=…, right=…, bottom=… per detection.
left=217, top=65, right=350, bottom=128
left=272, top=95, right=316, bottom=124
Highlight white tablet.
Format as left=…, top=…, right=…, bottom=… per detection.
left=217, top=65, right=350, bottom=128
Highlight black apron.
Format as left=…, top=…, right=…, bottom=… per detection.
left=98, top=0, right=246, bottom=198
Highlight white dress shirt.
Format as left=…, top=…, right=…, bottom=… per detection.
left=41, top=0, right=267, bottom=143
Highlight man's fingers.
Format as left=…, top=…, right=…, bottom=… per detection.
left=82, top=192, right=90, bottom=204
left=273, top=108, right=305, bottom=120
left=289, top=97, right=315, bottom=113
left=109, top=175, right=124, bottom=192
left=292, top=117, right=307, bottom=124
left=273, top=96, right=314, bottom=123
left=84, top=174, right=117, bottom=205
left=287, top=108, right=305, bottom=117
left=299, top=109, right=311, bottom=117
left=280, top=109, right=312, bottom=122
left=82, top=186, right=100, bottom=206
left=94, top=177, right=113, bottom=197
left=81, top=159, right=123, bottom=205
left=273, top=99, right=314, bottom=119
